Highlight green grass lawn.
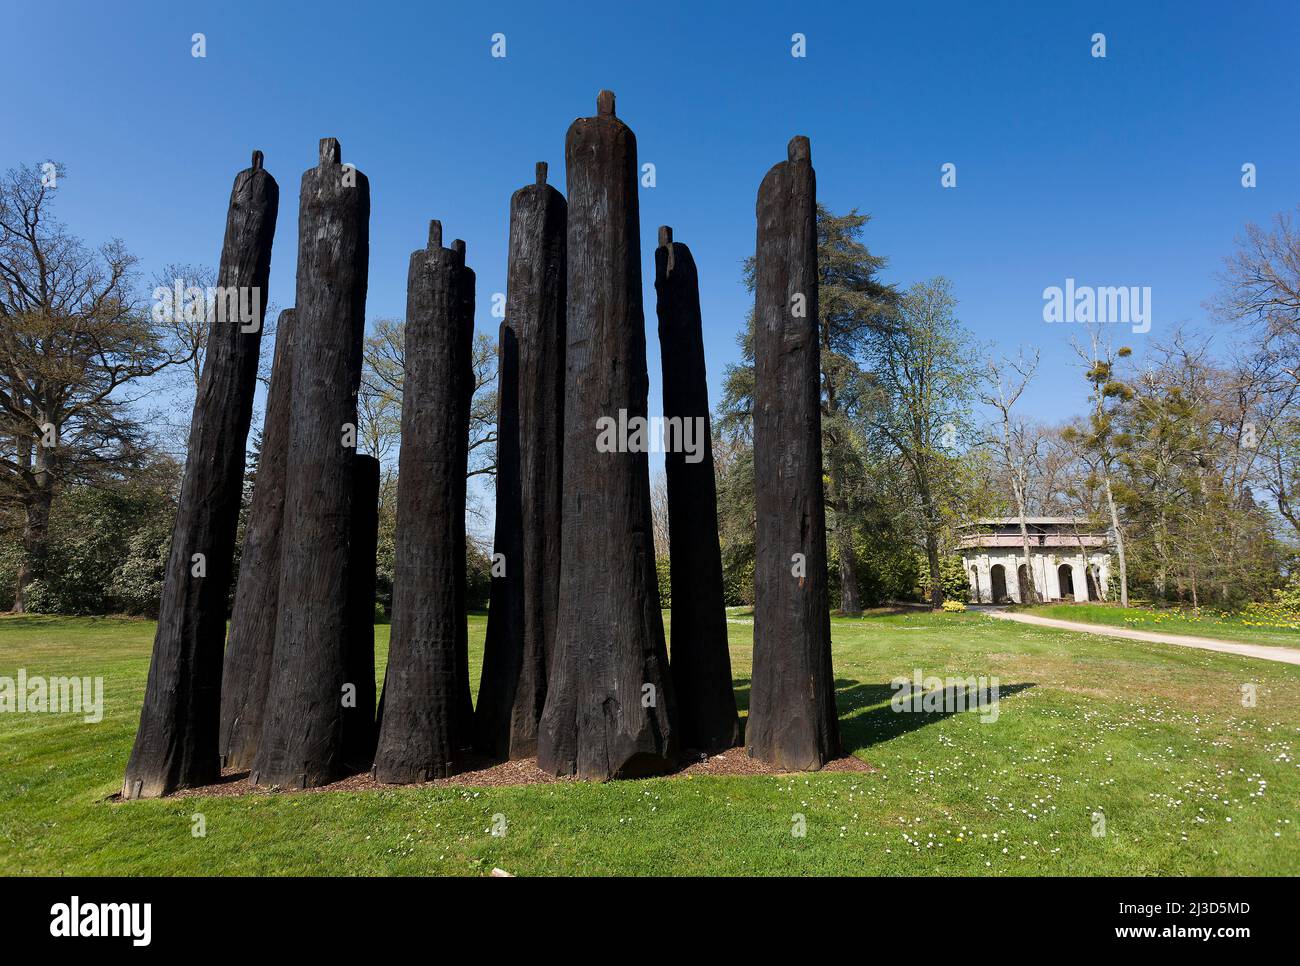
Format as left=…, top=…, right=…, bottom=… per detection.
left=1021, top=602, right=1300, bottom=649
left=1, top=608, right=1297, bottom=875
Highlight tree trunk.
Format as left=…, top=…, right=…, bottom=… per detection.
left=747, top=135, right=841, bottom=771
left=655, top=225, right=740, bottom=755
left=833, top=489, right=862, bottom=614
left=537, top=91, right=678, bottom=780
left=1155, top=509, right=1168, bottom=602
left=823, top=372, right=860, bottom=615
left=372, top=222, right=475, bottom=782
left=13, top=480, right=51, bottom=614
left=1104, top=475, right=1129, bottom=607
left=218, top=307, right=296, bottom=771
left=252, top=139, right=368, bottom=789
left=925, top=528, right=944, bottom=609
left=123, top=151, right=278, bottom=799
left=342, top=453, right=380, bottom=771
left=475, top=162, right=567, bottom=761
left=1015, top=486, right=1038, bottom=605
left=918, top=482, right=945, bottom=609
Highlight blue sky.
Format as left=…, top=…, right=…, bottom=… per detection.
left=7, top=0, right=1299, bottom=448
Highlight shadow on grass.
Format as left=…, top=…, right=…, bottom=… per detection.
left=0, top=614, right=150, bottom=628
left=733, top=677, right=1036, bottom=754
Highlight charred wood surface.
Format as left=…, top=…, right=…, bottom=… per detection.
left=654, top=226, right=740, bottom=755
left=746, top=136, right=841, bottom=771
left=475, top=163, right=567, bottom=760
left=372, top=222, right=475, bottom=783
left=538, top=92, right=678, bottom=780
left=252, top=139, right=369, bottom=789
left=342, top=453, right=380, bottom=771
left=124, top=152, right=278, bottom=799
left=218, top=306, right=297, bottom=771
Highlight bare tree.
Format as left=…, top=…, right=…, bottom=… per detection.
left=0, top=162, right=184, bottom=611
left=150, top=261, right=278, bottom=392
left=649, top=468, right=669, bottom=556
left=1209, top=210, right=1300, bottom=543
left=147, top=263, right=214, bottom=389
left=1210, top=206, right=1300, bottom=387
left=981, top=349, right=1041, bottom=603
left=360, top=317, right=497, bottom=477
left=1047, top=424, right=1111, bottom=600
left=1067, top=325, right=1131, bottom=607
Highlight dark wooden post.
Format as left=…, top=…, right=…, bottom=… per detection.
left=343, top=453, right=380, bottom=771
left=122, top=151, right=278, bottom=799
left=654, top=225, right=740, bottom=755
left=218, top=306, right=296, bottom=771
left=538, top=92, right=678, bottom=780
left=475, top=162, right=567, bottom=760
left=372, top=221, right=475, bottom=783
left=252, top=138, right=369, bottom=789
left=747, top=136, right=841, bottom=770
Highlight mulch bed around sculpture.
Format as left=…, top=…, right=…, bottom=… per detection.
left=128, top=746, right=872, bottom=800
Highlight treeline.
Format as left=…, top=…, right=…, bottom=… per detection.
left=691, top=206, right=1300, bottom=611
left=3, top=157, right=1298, bottom=615
left=0, top=442, right=495, bottom=616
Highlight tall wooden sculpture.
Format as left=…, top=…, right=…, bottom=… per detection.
left=476, top=162, right=567, bottom=760
left=747, top=136, right=841, bottom=770
left=123, top=151, right=278, bottom=799
left=252, top=138, right=369, bottom=788
left=342, top=453, right=380, bottom=771
left=372, top=223, right=475, bottom=783
left=654, top=226, right=740, bottom=755
left=538, top=92, right=677, bottom=780
left=218, top=306, right=296, bottom=771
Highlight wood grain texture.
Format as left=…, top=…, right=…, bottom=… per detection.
left=475, top=165, right=567, bottom=761
left=218, top=306, right=297, bottom=771
left=342, top=453, right=380, bottom=771
left=372, top=223, right=475, bottom=783
left=252, top=139, right=369, bottom=789
left=537, top=93, right=678, bottom=780
left=123, top=153, right=278, bottom=799
left=746, top=136, right=842, bottom=771
left=654, top=227, right=740, bottom=755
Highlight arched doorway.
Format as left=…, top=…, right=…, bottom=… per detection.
left=1017, top=564, right=1032, bottom=603
left=989, top=564, right=1008, bottom=604
left=1058, top=564, right=1075, bottom=601
left=1085, top=567, right=1099, bottom=601
left=970, top=567, right=981, bottom=603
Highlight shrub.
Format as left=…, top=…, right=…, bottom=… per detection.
left=721, top=550, right=754, bottom=607
left=0, top=540, right=20, bottom=611
left=466, top=538, right=492, bottom=611
left=110, top=520, right=173, bottom=618
left=25, top=485, right=173, bottom=615
left=917, top=552, right=970, bottom=603
left=655, top=555, right=671, bottom=609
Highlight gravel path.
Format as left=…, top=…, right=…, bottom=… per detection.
left=985, top=610, right=1300, bottom=666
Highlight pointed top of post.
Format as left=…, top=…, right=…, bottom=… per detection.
left=658, top=225, right=673, bottom=248
left=536, top=161, right=548, bottom=185
left=428, top=220, right=442, bottom=250
left=597, top=90, right=616, bottom=117
left=251, top=150, right=264, bottom=171
left=787, top=135, right=811, bottom=164
left=320, top=137, right=341, bottom=165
